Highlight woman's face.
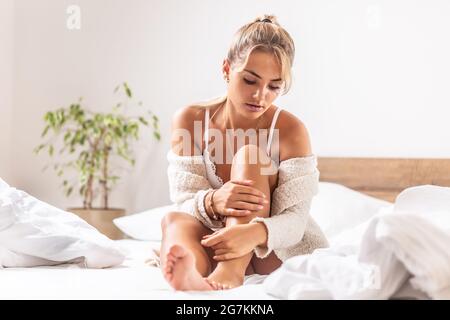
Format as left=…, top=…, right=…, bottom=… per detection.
left=224, top=49, right=283, bottom=120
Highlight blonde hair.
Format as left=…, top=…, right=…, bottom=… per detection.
left=196, top=14, right=295, bottom=108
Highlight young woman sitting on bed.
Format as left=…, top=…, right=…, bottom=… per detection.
left=161, top=15, right=328, bottom=291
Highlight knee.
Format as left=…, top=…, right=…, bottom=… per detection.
left=232, top=145, right=276, bottom=178
left=232, top=144, right=270, bottom=167
left=161, top=211, right=189, bottom=230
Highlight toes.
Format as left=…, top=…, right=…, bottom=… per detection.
left=163, top=265, right=173, bottom=279
left=163, top=270, right=172, bottom=281
left=165, top=259, right=175, bottom=269
left=206, top=279, right=219, bottom=290
left=164, top=264, right=173, bottom=274
left=218, top=283, right=228, bottom=290
left=206, top=279, right=232, bottom=291
left=166, top=253, right=177, bottom=264
left=169, top=244, right=186, bottom=258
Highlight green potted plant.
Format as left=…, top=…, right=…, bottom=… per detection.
left=34, top=82, right=160, bottom=239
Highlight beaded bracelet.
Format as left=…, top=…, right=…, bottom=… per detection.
left=208, top=189, right=221, bottom=221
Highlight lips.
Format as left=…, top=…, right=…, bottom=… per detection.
left=244, top=103, right=263, bottom=112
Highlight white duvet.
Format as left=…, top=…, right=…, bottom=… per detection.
left=0, top=178, right=125, bottom=268
left=263, top=185, right=450, bottom=299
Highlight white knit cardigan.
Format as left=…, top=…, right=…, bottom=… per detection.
left=166, top=150, right=329, bottom=262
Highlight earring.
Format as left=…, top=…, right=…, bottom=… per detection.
left=223, top=74, right=229, bottom=82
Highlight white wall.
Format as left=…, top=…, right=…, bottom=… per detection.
left=10, top=0, right=450, bottom=214
left=0, top=0, right=14, bottom=185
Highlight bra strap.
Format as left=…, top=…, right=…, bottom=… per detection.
left=266, top=108, right=282, bottom=155
left=204, top=108, right=209, bottom=150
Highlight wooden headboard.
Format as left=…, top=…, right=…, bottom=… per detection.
left=317, top=157, right=450, bottom=202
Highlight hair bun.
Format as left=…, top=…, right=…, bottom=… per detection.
left=253, top=15, right=279, bottom=26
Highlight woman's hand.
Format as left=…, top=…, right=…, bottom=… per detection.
left=212, top=180, right=268, bottom=218
left=200, top=223, right=267, bottom=261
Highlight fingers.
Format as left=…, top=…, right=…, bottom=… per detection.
left=231, top=180, right=266, bottom=197
left=211, top=242, right=227, bottom=250
left=222, top=208, right=254, bottom=217
left=235, top=194, right=269, bottom=205
left=230, top=179, right=254, bottom=186
left=213, top=253, right=234, bottom=261
left=213, top=248, right=228, bottom=255
left=202, top=231, right=219, bottom=240
left=202, top=236, right=227, bottom=250
left=232, top=201, right=264, bottom=212
left=234, top=184, right=266, bottom=199
left=200, top=233, right=223, bottom=247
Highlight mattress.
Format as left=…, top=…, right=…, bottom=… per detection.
left=0, top=239, right=275, bottom=300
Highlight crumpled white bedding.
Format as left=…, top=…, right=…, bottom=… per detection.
left=0, top=178, right=125, bottom=268
left=263, top=185, right=450, bottom=299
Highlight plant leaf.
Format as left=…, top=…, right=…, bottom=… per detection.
left=123, top=82, right=132, bottom=98
left=138, top=117, right=148, bottom=126
left=41, top=125, right=50, bottom=137
left=34, top=144, right=45, bottom=154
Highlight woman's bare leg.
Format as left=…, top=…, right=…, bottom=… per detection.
left=206, top=144, right=278, bottom=288
left=160, top=212, right=216, bottom=290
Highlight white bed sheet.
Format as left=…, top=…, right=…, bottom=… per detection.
left=0, top=239, right=274, bottom=300
left=0, top=240, right=431, bottom=300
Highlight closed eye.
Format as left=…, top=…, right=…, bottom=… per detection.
left=243, top=78, right=280, bottom=91
left=243, top=78, right=256, bottom=85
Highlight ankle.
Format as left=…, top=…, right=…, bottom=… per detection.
left=211, top=264, right=245, bottom=280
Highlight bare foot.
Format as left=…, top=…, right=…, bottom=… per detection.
left=206, top=266, right=244, bottom=290
left=162, top=244, right=213, bottom=291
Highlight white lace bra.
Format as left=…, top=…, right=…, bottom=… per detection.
left=203, top=106, right=282, bottom=189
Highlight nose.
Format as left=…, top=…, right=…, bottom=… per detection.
left=252, top=86, right=269, bottom=105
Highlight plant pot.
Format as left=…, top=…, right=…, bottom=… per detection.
left=67, top=207, right=126, bottom=240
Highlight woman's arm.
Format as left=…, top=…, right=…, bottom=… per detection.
left=168, top=106, right=224, bottom=229
left=250, top=221, right=269, bottom=246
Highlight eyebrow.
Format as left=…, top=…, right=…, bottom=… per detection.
left=243, top=69, right=282, bottom=82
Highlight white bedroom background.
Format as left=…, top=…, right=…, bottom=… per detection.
left=0, top=0, right=14, bottom=185
left=3, top=0, right=450, bottom=215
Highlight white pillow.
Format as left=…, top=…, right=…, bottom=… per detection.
left=0, top=184, right=125, bottom=268
left=113, top=205, right=175, bottom=241
left=394, top=184, right=450, bottom=214
left=310, top=182, right=392, bottom=239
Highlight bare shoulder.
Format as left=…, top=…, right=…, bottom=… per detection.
left=171, top=105, right=205, bottom=155
left=171, top=105, right=204, bottom=132
left=276, top=108, right=313, bottom=161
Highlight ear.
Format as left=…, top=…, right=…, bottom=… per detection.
left=222, top=59, right=231, bottom=77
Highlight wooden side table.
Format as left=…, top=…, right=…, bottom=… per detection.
left=67, top=208, right=126, bottom=240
